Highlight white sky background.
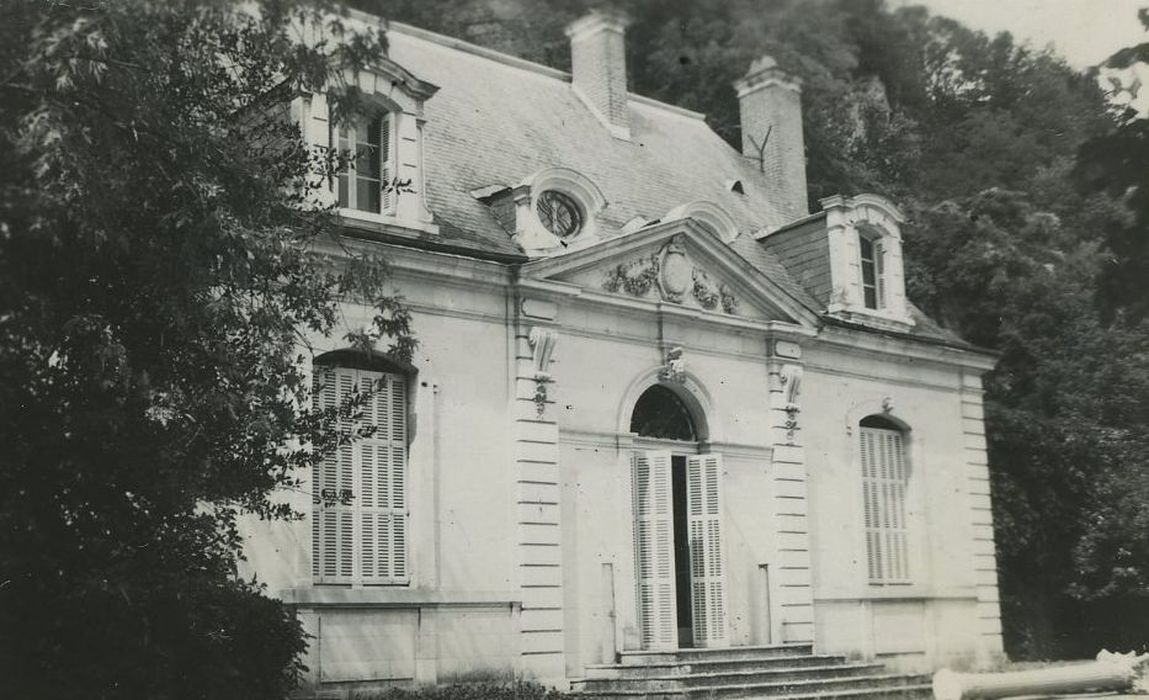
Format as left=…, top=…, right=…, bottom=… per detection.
left=890, top=0, right=1147, bottom=69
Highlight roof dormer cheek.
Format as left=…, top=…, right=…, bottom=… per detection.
left=297, top=58, right=440, bottom=234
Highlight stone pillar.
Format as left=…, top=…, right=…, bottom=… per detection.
left=961, top=370, right=1004, bottom=660
left=513, top=298, right=565, bottom=682
left=766, top=339, right=815, bottom=643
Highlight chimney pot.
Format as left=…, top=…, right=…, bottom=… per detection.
left=565, top=10, right=631, bottom=139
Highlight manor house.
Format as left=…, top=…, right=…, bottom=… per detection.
left=241, top=8, right=1004, bottom=694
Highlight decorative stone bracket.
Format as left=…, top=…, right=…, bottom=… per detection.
left=658, top=346, right=687, bottom=383
left=528, top=327, right=558, bottom=417
left=779, top=363, right=803, bottom=444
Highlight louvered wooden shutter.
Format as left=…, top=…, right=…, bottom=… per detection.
left=357, top=369, right=409, bottom=584
left=686, top=454, right=729, bottom=647
left=861, top=426, right=909, bottom=582
left=313, top=366, right=356, bottom=583
left=631, top=451, right=677, bottom=650
left=313, top=366, right=408, bottom=585
left=875, top=241, right=887, bottom=309
left=380, top=113, right=392, bottom=212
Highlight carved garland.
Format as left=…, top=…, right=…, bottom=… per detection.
left=602, top=247, right=740, bottom=315
left=603, top=255, right=660, bottom=297
left=691, top=269, right=740, bottom=314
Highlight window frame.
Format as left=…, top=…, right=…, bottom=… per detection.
left=859, top=419, right=911, bottom=585
left=334, top=111, right=396, bottom=219
left=858, top=232, right=886, bottom=311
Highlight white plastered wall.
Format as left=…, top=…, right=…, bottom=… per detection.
left=550, top=299, right=787, bottom=677
left=801, top=332, right=1002, bottom=671
left=238, top=253, right=523, bottom=687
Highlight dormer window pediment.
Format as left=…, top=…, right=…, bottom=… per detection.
left=663, top=201, right=738, bottom=243
left=298, top=59, right=439, bottom=233
left=821, top=193, right=914, bottom=329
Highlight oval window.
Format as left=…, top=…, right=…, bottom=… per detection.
left=536, top=190, right=583, bottom=239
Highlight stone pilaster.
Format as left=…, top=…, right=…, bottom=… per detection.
left=514, top=299, right=565, bottom=681
left=766, top=340, right=814, bottom=643
left=961, top=371, right=1004, bottom=659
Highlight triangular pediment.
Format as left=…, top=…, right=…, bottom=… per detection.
left=521, top=219, right=818, bottom=327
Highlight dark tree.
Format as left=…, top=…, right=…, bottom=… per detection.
left=0, top=1, right=412, bottom=697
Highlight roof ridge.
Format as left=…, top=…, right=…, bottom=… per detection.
left=630, top=93, right=707, bottom=122
left=346, top=8, right=571, bottom=81
left=349, top=8, right=711, bottom=124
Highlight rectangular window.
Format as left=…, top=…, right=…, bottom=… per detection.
left=859, top=236, right=883, bottom=310
left=336, top=113, right=392, bottom=214
left=861, top=426, right=909, bottom=583
left=312, top=365, right=408, bottom=585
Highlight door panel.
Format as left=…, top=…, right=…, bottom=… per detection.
left=631, top=451, right=677, bottom=650
left=686, top=454, right=729, bottom=647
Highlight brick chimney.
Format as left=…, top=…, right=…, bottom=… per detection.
left=734, top=56, right=808, bottom=216
left=565, top=10, right=631, bottom=140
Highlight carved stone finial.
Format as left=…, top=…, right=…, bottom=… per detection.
left=882, top=395, right=895, bottom=413
left=659, top=346, right=687, bottom=383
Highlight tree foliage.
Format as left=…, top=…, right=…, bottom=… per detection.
left=360, top=0, right=1149, bottom=658
left=0, top=0, right=412, bottom=696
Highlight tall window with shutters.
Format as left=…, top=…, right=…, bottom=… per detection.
left=860, top=415, right=910, bottom=584
left=312, top=364, right=409, bottom=585
left=858, top=233, right=886, bottom=310
left=336, top=112, right=394, bottom=215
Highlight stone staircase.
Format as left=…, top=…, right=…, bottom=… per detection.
left=570, top=643, right=933, bottom=700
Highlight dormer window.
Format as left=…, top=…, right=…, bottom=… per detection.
left=816, top=193, right=914, bottom=329
left=858, top=232, right=884, bottom=310
left=512, top=167, right=606, bottom=256
left=337, top=112, right=394, bottom=215
left=536, top=190, right=583, bottom=239
left=295, top=55, right=439, bottom=233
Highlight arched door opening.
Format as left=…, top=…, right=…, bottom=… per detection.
left=629, top=383, right=727, bottom=650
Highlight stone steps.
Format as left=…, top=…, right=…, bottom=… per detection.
left=769, top=683, right=934, bottom=700
left=585, top=655, right=855, bottom=679
left=578, top=663, right=887, bottom=692
left=571, top=645, right=931, bottom=700
left=618, top=644, right=815, bottom=666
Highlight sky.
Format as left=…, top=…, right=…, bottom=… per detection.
left=890, top=0, right=1147, bottom=69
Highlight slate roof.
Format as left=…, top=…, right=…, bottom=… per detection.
left=727, top=232, right=820, bottom=311
left=384, top=22, right=798, bottom=260
left=370, top=18, right=977, bottom=352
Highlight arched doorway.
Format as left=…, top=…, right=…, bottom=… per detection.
left=629, top=383, right=727, bottom=650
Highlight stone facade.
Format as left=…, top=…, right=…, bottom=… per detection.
left=238, top=8, right=1005, bottom=693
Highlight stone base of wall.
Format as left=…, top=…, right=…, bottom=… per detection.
left=814, top=597, right=987, bottom=672
left=296, top=603, right=521, bottom=689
